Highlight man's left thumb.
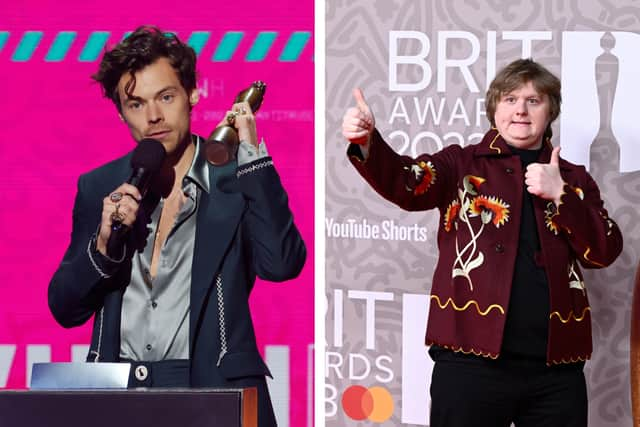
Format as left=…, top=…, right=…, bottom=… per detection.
left=550, top=146, right=561, bottom=166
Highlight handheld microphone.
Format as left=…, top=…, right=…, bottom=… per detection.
left=125, top=138, right=167, bottom=197
left=107, top=139, right=166, bottom=258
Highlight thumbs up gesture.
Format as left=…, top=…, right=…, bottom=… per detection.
left=342, top=88, right=375, bottom=146
left=524, top=146, right=566, bottom=206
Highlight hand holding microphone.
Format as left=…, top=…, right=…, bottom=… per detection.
left=96, top=183, right=141, bottom=256
left=96, top=138, right=166, bottom=258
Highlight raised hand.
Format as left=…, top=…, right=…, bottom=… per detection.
left=525, top=146, right=565, bottom=206
left=342, top=88, right=375, bottom=146
left=220, top=101, right=258, bottom=148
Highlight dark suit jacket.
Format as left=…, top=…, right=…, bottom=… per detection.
left=48, top=141, right=306, bottom=422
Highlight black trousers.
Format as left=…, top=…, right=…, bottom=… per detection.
left=430, top=360, right=587, bottom=427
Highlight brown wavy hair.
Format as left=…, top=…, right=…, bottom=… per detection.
left=92, top=26, right=197, bottom=111
left=486, top=58, right=561, bottom=140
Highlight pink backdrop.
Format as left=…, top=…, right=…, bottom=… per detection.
left=0, top=1, right=313, bottom=425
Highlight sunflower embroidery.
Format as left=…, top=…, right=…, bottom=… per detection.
left=405, top=160, right=437, bottom=195
left=464, top=175, right=486, bottom=192
left=572, top=186, right=584, bottom=200
left=444, top=200, right=461, bottom=232
left=468, top=195, right=510, bottom=228
left=544, top=202, right=559, bottom=235
left=450, top=175, right=511, bottom=291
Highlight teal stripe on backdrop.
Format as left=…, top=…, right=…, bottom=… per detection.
left=187, top=31, right=210, bottom=56
left=79, top=31, right=110, bottom=62
left=12, top=31, right=43, bottom=61
left=212, top=31, right=244, bottom=62
left=2, top=30, right=312, bottom=62
left=0, top=32, right=8, bottom=53
left=45, top=31, right=77, bottom=62
left=246, top=31, right=277, bottom=62
left=279, top=31, right=310, bottom=62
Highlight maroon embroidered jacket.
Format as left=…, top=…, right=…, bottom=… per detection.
left=349, top=128, right=623, bottom=365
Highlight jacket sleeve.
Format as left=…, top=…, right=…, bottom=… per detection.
left=347, top=128, right=461, bottom=212
left=549, top=167, right=623, bottom=268
left=48, top=175, right=125, bottom=328
left=235, top=157, right=307, bottom=282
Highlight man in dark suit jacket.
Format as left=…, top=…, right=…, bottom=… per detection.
left=48, top=26, right=306, bottom=427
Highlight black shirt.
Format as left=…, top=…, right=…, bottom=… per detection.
left=499, top=145, right=550, bottom=361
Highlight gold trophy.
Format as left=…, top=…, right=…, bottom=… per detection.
left=205, top=81, right=266, bottom=165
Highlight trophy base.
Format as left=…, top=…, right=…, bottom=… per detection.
left=206, top=125, right=239, bottom=166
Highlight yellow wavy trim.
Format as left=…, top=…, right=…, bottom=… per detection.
left=427, top=340, right=499, bottom=359
left=430, top=295, right=505, bottom=316
left=488, top=131, right=501, bottom=154
left=429, top=341, right=589, bottom=365
left=583, top=247, right=605, bottom=268
left=548, top=354, right=590, bottom=366
left=549, top=306, right=591, bottom=324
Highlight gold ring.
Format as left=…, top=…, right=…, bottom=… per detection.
left=226, top=111, right=239, bottom=125
left=110, top=203, right=125, bottom=223
left=110, top=211, right=125, bottom=223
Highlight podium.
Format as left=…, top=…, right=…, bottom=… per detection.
left=0, top=388, right=257, bottom=427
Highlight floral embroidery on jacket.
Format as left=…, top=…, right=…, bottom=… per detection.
left=444, top=200, right=461, bottom=232
left=450, top=175, right=510, bottom=291
left=468, top=195, right=509, bottom=227
left=405, top=160, right=436, bottom=195
left=572, top=186, right=584, bottom=200
left=568, top=260, right=586, bottom=294
left=544, top=202, right=559, bottom=235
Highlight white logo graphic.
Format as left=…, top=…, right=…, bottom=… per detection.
left=561, top=31, right=640, bottom=173
left=401, top=294, right=432, bottom=425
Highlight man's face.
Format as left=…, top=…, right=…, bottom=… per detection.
left=117, top=57, right=198, bottom=155
left=493, top=80, right=551, bottom=150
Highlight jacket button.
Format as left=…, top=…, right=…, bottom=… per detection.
left=146, top=344, right=152, bottom=351
left=134, top=365, right=148, bottom=381
left=495, top=243, right=505, bottom=253
left=505, top=168, right=514, bottom=174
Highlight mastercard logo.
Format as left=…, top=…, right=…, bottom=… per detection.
left=341, top=385, right=394, bottom=422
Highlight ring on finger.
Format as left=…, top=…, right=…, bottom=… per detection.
left=226, top=111, right=239, bottom=125
left=110, top=210, right=125, bottom=223
left=110, top=192, right=123, bottom=203
left=111, top=203, right=124, bottom=223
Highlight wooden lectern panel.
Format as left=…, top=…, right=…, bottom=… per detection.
left=0, top=388, right=257, bottom=427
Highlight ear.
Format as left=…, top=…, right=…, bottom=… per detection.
left=118, top=112, right=126, bottom=123
left=189, top=89, right=199, bottom=107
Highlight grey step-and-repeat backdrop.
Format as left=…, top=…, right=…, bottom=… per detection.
left=325, top=1, right=640, bottom=426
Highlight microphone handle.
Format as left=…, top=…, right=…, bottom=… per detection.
left=105, top=167, right=149, bottom=259
left=106, top=220, right=128, bottom=260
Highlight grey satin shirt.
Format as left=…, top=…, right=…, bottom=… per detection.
left=119, top=136, right=267, bottom=361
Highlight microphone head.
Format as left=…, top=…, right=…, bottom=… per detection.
left=131, top=138, right=166, bottom=172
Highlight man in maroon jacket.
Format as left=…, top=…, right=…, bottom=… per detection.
left=342, top=59, right=623, bottom=427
